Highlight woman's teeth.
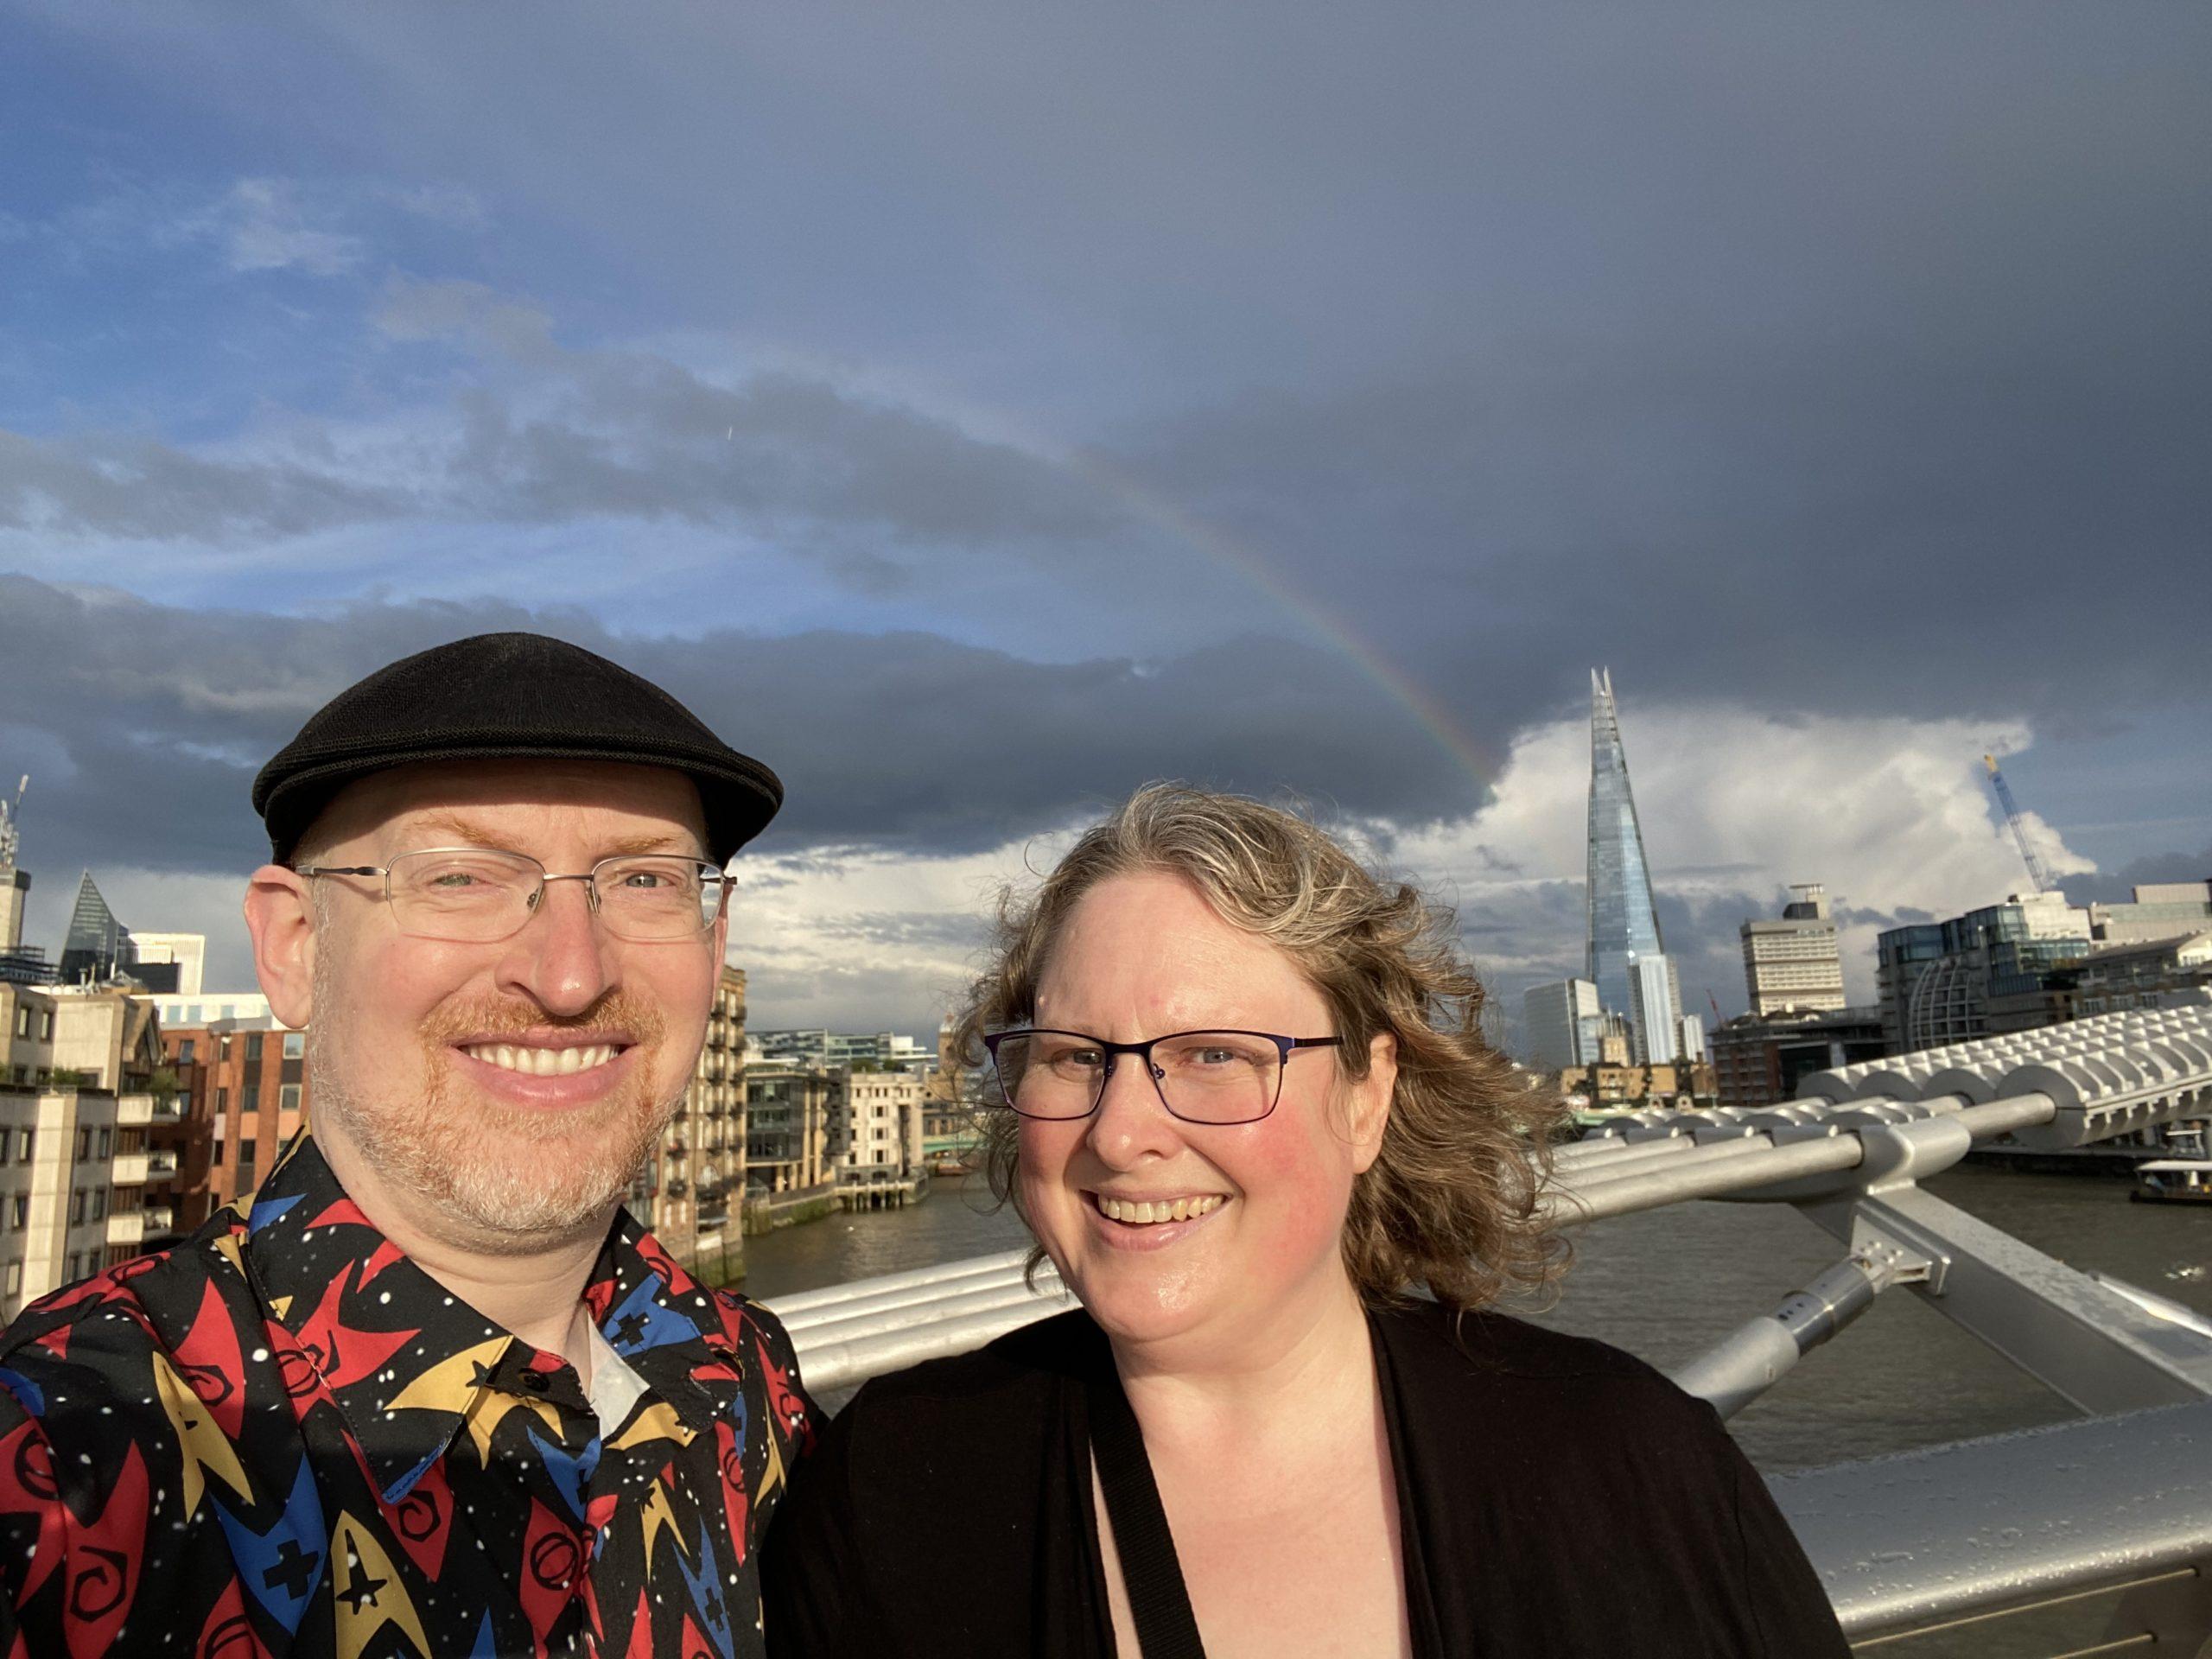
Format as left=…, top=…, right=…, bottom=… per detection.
left=1096, top=1194, right=1225, bottom=1225
left=462, top=1043, right=619, bottom=1077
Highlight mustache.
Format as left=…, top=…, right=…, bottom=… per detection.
left=417, top=989, right=669, bottom=1047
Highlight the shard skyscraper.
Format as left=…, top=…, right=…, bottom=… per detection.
left=1585, top=670, right=1669, bottom=1039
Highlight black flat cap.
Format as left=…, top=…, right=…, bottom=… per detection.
left=252, top=632, right=782, bottom=865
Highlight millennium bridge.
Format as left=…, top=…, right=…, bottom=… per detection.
left=764, top=995, right=2212, bottom=1656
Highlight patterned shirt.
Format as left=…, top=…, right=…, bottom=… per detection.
left=0, top=1133, right=814, bottom=1658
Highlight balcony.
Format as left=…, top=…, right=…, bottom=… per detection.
left=110, top=1149, right=179, bottom=1185
left=105, top=1212, right=144, bottom=1247
left=116, top=1095, right=185, bottom=1128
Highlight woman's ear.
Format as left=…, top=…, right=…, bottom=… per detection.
left=1345, top=1030, right=1397, bottom=1174
left=244, top=865, right=318, bottom=1030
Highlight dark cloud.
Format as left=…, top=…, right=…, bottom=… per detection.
left=0, top=575, right=1478, bottom=879
left=2063, top=845, right=2212, bottom=907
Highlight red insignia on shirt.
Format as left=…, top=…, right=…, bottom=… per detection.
left=390, top=1457, right=455, bottom=1581
left=0, top=1420, right=67, bottom=1602
left=64, top=1440, right=149, bottom=1659
left=171, top=1280, right=249, bottom=1440
left=292, top=1267, right=420, bottom=1390
left=194, top=1579, right=273, bottom=1659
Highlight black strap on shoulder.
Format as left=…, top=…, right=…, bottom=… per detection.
left=1086, top=1367, right=1208, bottom=1659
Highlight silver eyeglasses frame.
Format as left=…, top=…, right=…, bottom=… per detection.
left=293, top=846, right=733, bottom=943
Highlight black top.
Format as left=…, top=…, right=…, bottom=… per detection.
left=762, top=1301, right=1849, bottom=1658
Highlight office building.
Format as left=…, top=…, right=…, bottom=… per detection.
left=645, top=965, right=747, bottom=1279
left=752, top=1028, right=937, bottom=1072
left=1629, top=953, right=1683, bottom=1065
left=1585, top=670, right=1669, bottom=1041
left=1675, top=1013, right=1709, bottom=1065
left=2086, top=880, right=2212, bottom=946
left=838, top=1069, right=926, bottom=1202
left=1742, top=885, right=1847, bottom=1015
left=1877, top=892, right=2092, bottom=1053
left=130, top=933, right=207, bottom=999
left=1711, top=1007, right=1888, bottom=1109
left=746, top=1061, right=839, bottom=1198
left=1523, top=978, right=1604, bottom=1071
left=160, top=1014, right=305, bottom=1217
left=2, top=982, right=176, bottom=1318
left=2072, top=932, right=2212, bottom=1017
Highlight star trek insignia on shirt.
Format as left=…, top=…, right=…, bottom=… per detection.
left=0, top=1131, right=815, bottom=1656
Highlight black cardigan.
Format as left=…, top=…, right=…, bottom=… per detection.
left=762, top=1301, right=1850, bottom=1657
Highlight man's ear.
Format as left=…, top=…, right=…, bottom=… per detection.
left=1346, top=1030, right=1398, bottom=1175
left=245, top=865, right=318, bottom=1029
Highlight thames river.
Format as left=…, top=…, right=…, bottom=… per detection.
left=745, top=1165, right=2212, bottom=1473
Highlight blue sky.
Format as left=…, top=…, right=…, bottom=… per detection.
left=3, top=3, right=2207, bottom=1037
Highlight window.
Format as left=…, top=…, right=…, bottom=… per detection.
left=9, top=1197, right=23, bottom=1230
left=12, top=1007, right=25, bottom=1038
left=282, top=1032, right=305, bottom=1058
left=37, top=1012, right=52, bottom=1041
left=95, top=1128, right=111, bottom=1159
left=279, top=1084, right=302, bottom=1113
left=69, top=1189, right=85, bottom=1224
left=212, top=1140, right=224, bottom=1166
left=74, top=1128, right=90, bottom=1161
left=92, top=1190, right=106, bottom=1221
left=215, top=1087, right=228, bottom=1114
left=4, top=1262, right=19, bottom=1296
left=245, top=1034, right=264, bottom=1061
left=66, top=1253, right=79, bottom=1281
left=13, top=1130, right=29, bottom=1163
left=177, top=1039, right=195, bottom=1064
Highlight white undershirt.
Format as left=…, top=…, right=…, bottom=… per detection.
left=585, top=1322, right=652, bottom=1428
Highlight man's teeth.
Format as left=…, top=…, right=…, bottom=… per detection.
left=1096, top=1194, right=1225, bottom=1225
left=461, top=1043, right=619, bottom=1077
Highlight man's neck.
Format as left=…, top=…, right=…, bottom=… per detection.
left=312, top=1130, right=613, bottom=1373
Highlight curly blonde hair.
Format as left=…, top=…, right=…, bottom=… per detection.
left=950, top=783, right=1570, bottom=1313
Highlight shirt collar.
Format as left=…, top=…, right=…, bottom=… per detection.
left=237, top=1130, right=743, bottom=1504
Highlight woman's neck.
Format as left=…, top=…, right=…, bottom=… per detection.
left=1109, top=1266, right=1377, bottom=1453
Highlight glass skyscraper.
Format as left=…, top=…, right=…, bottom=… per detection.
left=1585, top=669, right=1668, bottom=1035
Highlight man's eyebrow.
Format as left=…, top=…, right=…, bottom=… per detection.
left=400, top=814, right=697, bottom=858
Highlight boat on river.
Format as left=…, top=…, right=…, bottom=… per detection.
left=2132, top=1159, right=2212, bottom=1204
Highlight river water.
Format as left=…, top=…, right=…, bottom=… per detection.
left=744, top=1165, right=2211, bottom=1473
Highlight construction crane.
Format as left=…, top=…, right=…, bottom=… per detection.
left=1982, top=754, right=2055, bottom=895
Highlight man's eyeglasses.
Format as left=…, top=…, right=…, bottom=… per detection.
left=981, top=1028, right=1344, bottom=1126
left=294, top=848, right=733, bottom=943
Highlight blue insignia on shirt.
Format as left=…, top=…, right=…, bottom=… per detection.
left=672, top=1513, right=737, bottom=1659
left=214, top=1458, right=329, bottom=1634
left=601, top=1274, right=696, bottom=1357
left=468, top=1610, right=500, bottom=1657
left=0, top=1366, right=46, bottom=1417
left=525, top=1419, right=601, bottom=1520
left=247, top=1192, right=305, bottom=1234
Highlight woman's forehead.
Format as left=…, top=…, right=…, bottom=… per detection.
left=1036, top=871, right=1325, bottom=1024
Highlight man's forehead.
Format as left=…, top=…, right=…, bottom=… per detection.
left=312, top=759, right=711, bottom=856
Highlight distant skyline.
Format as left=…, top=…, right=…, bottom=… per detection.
left=3, top=4, right=2207, bottom=1034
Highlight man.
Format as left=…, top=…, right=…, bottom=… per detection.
left=0, top=632, right=813, bottom=1657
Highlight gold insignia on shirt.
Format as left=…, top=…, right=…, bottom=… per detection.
left=639, top=1476, right=683, bottom=1566
left=608, top=1396, right=691, bottom=1451
left=150, top=1351, right=253, bottom=1517
left=332, top=1512, right=432, bottom=1659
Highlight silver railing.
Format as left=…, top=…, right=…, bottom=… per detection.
left=763, top=995, right=2212, bottom=1652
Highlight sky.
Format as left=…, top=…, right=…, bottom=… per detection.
left=3, top=3, right=2207, bottom=1048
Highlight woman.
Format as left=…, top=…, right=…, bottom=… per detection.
left=763, top=785, right=1847, bottom=1657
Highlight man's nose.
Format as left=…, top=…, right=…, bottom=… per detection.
left=495, top=876, right=614, bottom=1015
